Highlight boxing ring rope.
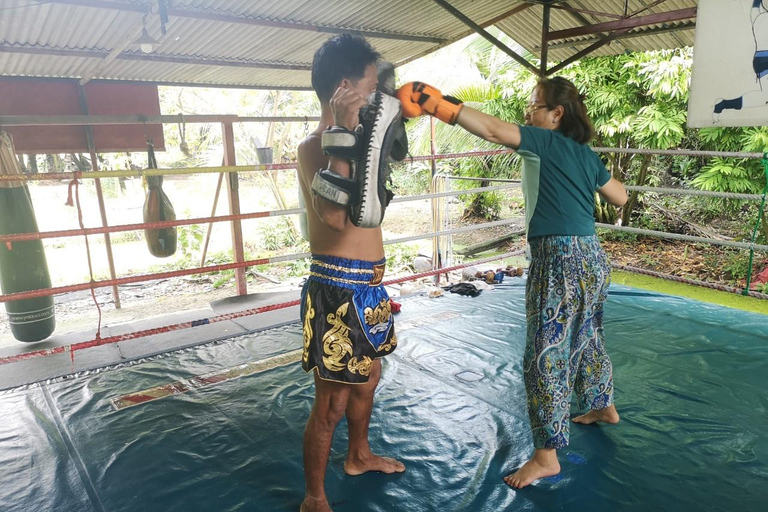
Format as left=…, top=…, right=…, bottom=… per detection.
left=0, top=217, right=524, bottom=304
left=613, top=264, right=768, bottom=300
left=431, top=146, right=768, bottom=298
left=0, top=249, right=525, bottom=366
left=2, top=145, right=764, bottom=304
left=594, top=224, right=768, bottom=252
left=0, top=149, right=526, bottom=183
left=2, top=145, right=766, bottom=359
left=0, top=184, right=520, bottom=244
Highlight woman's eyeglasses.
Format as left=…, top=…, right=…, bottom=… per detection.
left=525, top=103, right=549, bottom=115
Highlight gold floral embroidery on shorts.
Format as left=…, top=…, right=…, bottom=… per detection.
left=364, top=299, right=391, bottom=335
left=302, top=295, right=315, bottom=365
left=347, top=356, right=373, bottom=376
left=322, top=302, right=353, bottom=372
left=377, top=332, right=398, bottom=352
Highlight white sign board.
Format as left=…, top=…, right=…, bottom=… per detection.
left=688, top=0, right=768, bottom=128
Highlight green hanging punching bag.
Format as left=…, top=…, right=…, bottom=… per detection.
left=0, top=131, right=55, bottom=342
left=143, top=141, right=177, bottom=258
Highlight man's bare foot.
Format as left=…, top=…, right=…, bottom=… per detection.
left=504, top=449, right=560, bottom=489
left=344, top=453, right=406, bottom=476
left=300, top=495, right=333, bottom=512
left=572, top=404, right=620, bottom=425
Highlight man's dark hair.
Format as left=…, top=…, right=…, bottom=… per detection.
left=311, top=34, right=380, bottom=103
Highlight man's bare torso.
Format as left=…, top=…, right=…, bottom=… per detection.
left=296, top=129, right=385, bottom=262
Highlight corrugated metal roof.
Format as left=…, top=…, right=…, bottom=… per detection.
left=0, top=0, right=699, bottom=88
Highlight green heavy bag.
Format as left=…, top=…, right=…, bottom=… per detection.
left=143, top=141, right=177, bottom=258
left=0, top=131, right=55, bottom=342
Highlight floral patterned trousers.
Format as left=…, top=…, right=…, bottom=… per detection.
left=524, top=235, right=614, bottom=449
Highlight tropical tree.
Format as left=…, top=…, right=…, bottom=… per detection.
left=400, top=30, right=531, bottom=219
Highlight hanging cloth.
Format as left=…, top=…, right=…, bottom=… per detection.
left=0, top=131, right=56, bottom=342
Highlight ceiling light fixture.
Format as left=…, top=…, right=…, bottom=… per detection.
left=134, top=18, right=160, bottom=54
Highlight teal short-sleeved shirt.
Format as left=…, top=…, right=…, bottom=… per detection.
left=517, top=125, right=611, bottom=239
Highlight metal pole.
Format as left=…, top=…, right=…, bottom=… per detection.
left=540, top=3, right=551, bottom=76
left=430, top=117, right=440, bottom=284
left=431, top=0, right=540, bottom=74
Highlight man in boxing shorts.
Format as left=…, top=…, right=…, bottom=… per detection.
left=296, top=34, right=406, bottom=512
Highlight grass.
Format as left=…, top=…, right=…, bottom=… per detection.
left=612, top=270, right=768, bottom=316
left=465, top=251, right=768, bottom=316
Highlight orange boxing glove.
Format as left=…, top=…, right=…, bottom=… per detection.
left=396, top=82, right=464, bottom=125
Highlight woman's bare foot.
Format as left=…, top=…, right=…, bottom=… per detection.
left=572, top=404, right=620, bottom=425
left=504, top=449, right=560, bottom=489
left=300, top=495, right=333, bottom=512
left=344, top=453, right=406, bottom=476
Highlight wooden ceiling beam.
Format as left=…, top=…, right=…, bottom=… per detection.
left=548, top=7, right=696, bottom=40
left=540, top=21, right=695, bottom=50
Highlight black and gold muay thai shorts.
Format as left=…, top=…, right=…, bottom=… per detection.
left=301, top=255, right=397, bottom=384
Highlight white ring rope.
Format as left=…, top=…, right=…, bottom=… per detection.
left=596, top=223, right=768, bottom=252
left=623, top=185, right=762, bottom=201
left=593, top=147, right=764, bottom=159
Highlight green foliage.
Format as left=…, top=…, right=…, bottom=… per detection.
left=632, top=105, right=686, bottom=149
left=178, top=223, right=205, bottom=261
left=88, top=178, right=121, bottom=199
left=285, top=258, right=311, bottom=278
left=691, top=158, right=764, bottom=195
left=594, top=195, right=617, bottom=225
left=721, top=250, right=754, bottom=283
left=110, top=231, right=142, bottom=244
left=259, top=218, right=299, bottom=251
left=390, top=162, right=431, bottom=197
left=597, top=228, right=638, bottom=243
left=385, top=243, right=420, bottom=269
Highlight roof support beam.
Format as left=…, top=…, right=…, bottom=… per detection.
left=78, top=23, right=146, bottom=86
left=396, top=3, right=533, bottom=66
left=431, top=0, right=539, bottom=74
left=630, top=0, right=671, bottom=18
left=46, top=0, right=446, bottom=44
left=545, top=27, right=633, bottom=75
left=551, top=5, right=624, bottom=20
left=548, top=8, right=697, bottom=40
left=0, top=76, right=312, bottom=91
left=0, top=44, right=310, bottom=71
left=92, top=79, right=314, bottom=91
left=556, top=1, right=629, bottom=55
left=0, top=115, right=321, bottom=126
left=482, top=3, right=534, bottom=27
left=540, top=3, right=551, bottom=75
left=541, top=21, right=695, bottom=50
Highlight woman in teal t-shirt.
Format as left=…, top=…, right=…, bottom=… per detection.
left=398, top=77, right=628, bottom=488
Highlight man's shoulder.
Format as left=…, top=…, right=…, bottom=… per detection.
left=298, top=133, right=322, bottom=157
left=297, top=133, right=324, bottom=173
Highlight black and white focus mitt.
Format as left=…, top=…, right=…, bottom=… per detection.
left=311, top=88, right=409, bottom=228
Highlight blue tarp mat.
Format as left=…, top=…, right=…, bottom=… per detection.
left=0, top=282, right=766, bottom=512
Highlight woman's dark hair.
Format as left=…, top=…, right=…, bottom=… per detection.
left=311, top=34, right=380, bottom=103
left=537, top=76, right=594, bottom=144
